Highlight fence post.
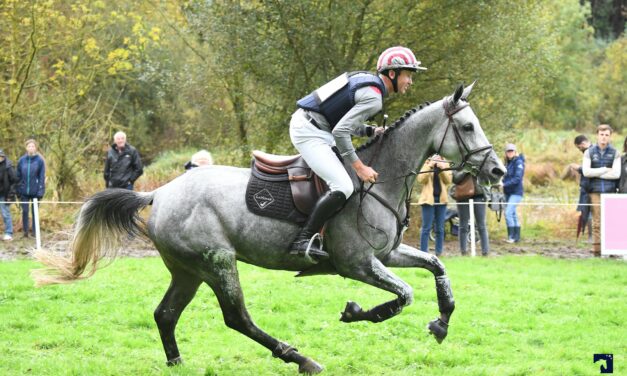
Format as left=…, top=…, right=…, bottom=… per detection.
left=33, top=198, right=41, bottom=251
left=469, top=199, right=476, bottom=257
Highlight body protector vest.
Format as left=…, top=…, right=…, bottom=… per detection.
left=589, top=144, right=618, bottom=193
left=296, top=71, right=386, bottom=129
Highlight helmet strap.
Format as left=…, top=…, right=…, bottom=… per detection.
left=386, top=69, right=400, bottom=93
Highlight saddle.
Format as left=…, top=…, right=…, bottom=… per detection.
left=245, top=150, right=328, bottom=224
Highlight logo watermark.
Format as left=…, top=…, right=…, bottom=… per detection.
left=594, top=354, right=613, bottom=374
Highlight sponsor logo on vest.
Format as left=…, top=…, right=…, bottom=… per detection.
left=254, top=189, right=275, bottom=209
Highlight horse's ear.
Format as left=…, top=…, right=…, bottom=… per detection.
left=453, top=84, right=463, bottom=103
left=461, top=80, right=476, bottom=100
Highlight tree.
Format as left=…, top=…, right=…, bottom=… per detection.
left=0, top=0, right=164, bottom=198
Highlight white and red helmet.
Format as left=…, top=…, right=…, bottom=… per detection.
left=376, top=46, right=426, bottom=73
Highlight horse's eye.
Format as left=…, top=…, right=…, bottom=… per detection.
left=462, top=123, right=474, bottom=131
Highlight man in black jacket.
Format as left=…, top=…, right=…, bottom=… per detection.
left=0, top=149, right=18, bottom=241
left=104, top=131, right=143, bottom=190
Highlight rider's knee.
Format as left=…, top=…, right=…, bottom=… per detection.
left=335, top=183, right=353, bottom=199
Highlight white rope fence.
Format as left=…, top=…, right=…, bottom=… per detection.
left=0, top=198, right=606, bottom=255
left=0, top=199, right=84, bottom=251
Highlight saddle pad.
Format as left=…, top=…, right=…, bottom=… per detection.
left=245, top=167, right=308, bottom=224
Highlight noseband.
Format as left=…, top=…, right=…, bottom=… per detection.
left=435, top=100, right=493, bottom=175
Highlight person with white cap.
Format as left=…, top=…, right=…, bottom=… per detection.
left=288, top=46, right=427, bottom=260
left=502, top=143, right=525, bottom=243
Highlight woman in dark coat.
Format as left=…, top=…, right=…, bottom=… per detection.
left=16, top=139, right=46, bottom=237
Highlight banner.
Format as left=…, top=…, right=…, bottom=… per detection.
left=601, top=194, right=627, bottom=256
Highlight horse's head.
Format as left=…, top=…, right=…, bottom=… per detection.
left=434, top=83, right=505, bottom=185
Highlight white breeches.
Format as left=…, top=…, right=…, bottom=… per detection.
left=289, top=109, right=354, bottom=198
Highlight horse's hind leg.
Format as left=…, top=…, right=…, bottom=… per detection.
left=337, top=256, right=413, bottom=324
left=154, top=269, right=202, bottom=365
left=381, top=243, right=455, bottom=343
left=203, top=250, right=323, bottom=374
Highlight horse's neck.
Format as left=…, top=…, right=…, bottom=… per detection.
left=356, top=102, right=443, bottom=199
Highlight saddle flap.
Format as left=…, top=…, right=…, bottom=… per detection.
left=248, top=151, right=329, bottom=220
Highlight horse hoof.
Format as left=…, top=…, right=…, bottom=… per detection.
left=427, top=318, right=448, bottom=344
left=298, top=358, right=324, bottom=374
left=340, top=301, right=362, bottom=323
left=166, top=356, right=183, bottom=366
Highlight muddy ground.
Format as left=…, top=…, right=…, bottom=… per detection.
left=0, top=230, right=598, bottom=261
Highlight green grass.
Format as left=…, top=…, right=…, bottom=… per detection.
left=1, top=256, right=624, bottom=375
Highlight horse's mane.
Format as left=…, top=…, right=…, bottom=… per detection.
left=355, top=101, right=432, bottom=152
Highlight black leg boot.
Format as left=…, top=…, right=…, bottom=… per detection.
left=289, top=191, right=347, bottom=261
left=514, top=226, right=521, bottom=242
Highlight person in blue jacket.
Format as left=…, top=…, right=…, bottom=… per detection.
left=502, top=143, right=525, bottom=243
left=16, top=139, right=46, bottom=238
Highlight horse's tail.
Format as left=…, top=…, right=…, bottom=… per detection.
left=32, top=188, right=155, bottom=286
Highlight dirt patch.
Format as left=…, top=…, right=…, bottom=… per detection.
left=0, top=231, right=597, bottom=261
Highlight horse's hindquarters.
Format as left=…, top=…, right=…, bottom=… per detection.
left=148, top=166, right=312, bottom=271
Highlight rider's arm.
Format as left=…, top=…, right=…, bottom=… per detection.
left=331, top=86, right=382, bottom=164
left=350, top=124, right=375, bottom=137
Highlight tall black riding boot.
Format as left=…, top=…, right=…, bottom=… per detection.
left=289, top=190, right=347, bottom=261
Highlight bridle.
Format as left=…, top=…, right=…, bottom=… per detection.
left=356, top=98, right=494, bottom=252
left=434, top=99, right=493, bottom=176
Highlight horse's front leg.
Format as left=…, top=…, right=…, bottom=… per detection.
left=381, top=243, right=455, bottom=343
left=336, top=256, right=413, bottom=324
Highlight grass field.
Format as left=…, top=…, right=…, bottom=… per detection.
left=0, top=256, right=624, bottom=375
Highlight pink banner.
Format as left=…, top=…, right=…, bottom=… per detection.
left=601, top=194, right=627, bottom=255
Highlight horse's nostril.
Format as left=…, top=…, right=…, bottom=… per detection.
left=492, top=167, right=505, bottom=177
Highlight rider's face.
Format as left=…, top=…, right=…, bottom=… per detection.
left=395, top=70, right=414, bottom=94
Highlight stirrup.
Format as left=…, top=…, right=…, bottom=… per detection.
left=291, top=233, right=329, bottom=263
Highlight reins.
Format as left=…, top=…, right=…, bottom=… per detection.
left=355, top=99, right=494, bottom=252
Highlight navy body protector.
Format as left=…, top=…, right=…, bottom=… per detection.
left=589, top=144, right=618, bottom=193
left=296, top=71, right=386, bottom=129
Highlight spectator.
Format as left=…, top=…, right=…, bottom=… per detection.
left=0, top=149, right=18, bottom=241
left=502, top=143, right=525, bottom=243
left=16, top=139, right=46, bottom=238
left=417, top=155, right=452, bottom=255
left=619, top=135, right=627, bottom=193
left=582, top=124, right=620, bottom=256
left=104, top=131, right=143, bottom=190
left=452, top=171, right=490, bottom=255
left=184, top=149, right=214, bottom=170
left=571, top=135, right=593, bottom=241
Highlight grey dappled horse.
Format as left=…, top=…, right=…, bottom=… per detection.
left=34, top=84, right=505, bottom=374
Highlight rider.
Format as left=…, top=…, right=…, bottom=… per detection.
left=288, top=46, right=427, bottom=260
